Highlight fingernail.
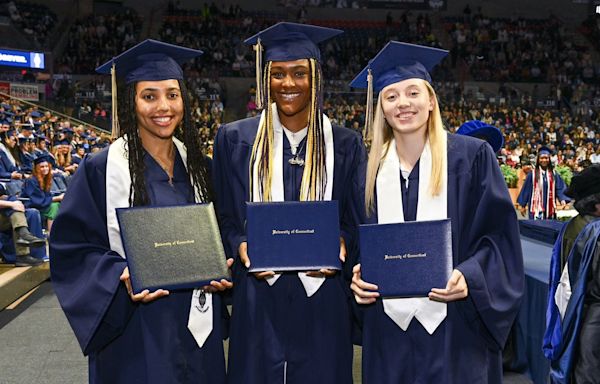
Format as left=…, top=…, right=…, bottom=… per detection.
left=245, top=261, right=250, bottom=268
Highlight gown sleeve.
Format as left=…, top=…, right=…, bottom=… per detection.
left=455, top=143, right=525, bottom=350
left=517, top=172, right=532, bottom=208
left=49, top=154, right=136, bottom=355
left=554, top=172, right=570, bottom=202
left=212, top=125, right=246, bottom=260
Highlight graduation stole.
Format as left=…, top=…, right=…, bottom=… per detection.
left=530, top=168, right=556, bottom=219
left=376, top=137, right=448, bottom=335
left=105, top=136, right=213, bottom=348
left=250, top=106, right=334, bottom=297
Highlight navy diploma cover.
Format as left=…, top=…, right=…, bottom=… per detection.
left=359, top=219, right=453, bottom=297
left=116, top=203, right=229, bottom=293
left=246, top=201, right=341, bottom=272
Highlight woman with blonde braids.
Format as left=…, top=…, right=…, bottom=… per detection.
left=349, top=41, right=524, bottom=383
left=213, top=23, right=365, bottom=384
left=21, top=155, right=63, bottom=232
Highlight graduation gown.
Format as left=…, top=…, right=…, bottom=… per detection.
left=212, top=116, right=365, bottom=384
left=49, top=148, right=227, bottom=384
left=21, top=177, right=52, bottom=210
left=360, top=134, right=524, bottom=384
left=517, top=169, right=569, bottom=219
left=543, top=216, right=600, bottom=384
left=0, top=150, right=18, bottom=179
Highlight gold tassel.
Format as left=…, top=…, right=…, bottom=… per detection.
left=254, top=38, right=264, bottom=110
left=110, top=62, right=120, bottom=138
left=364, top=68, right=373, bottom=148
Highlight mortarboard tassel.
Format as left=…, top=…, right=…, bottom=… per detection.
left=364, top=67, right=373, bottom=147
left=254, top=38, right=264, bottom=110
left=110, top=62, right=120, bottom=138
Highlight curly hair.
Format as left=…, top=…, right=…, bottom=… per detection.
left=117, top=79, right=213, bottom=206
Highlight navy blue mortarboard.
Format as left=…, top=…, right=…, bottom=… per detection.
left=350, top=41, right=448, bottom=92
left=349, top=41, right=448, bottom=143
left=33, top=154, right=50, bottom=165
left=30, top=110, right=43, bottom=118
left=538, top=146, right=552, bottom=156
left=244, top=22, right=342, bottom=109
left=55, top=139, right=70, bottom=146
left=244, top=22, right=342, bottom=63
left=457, top=120, right=504, bottom=153
left=96, top=39, right=203, bottom=138
left=96, top=39, right=203, bottom=84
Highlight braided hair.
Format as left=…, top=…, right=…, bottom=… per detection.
left=117, top=79, right=213, bottom=206
left=249, top=58, right=327, bottom=202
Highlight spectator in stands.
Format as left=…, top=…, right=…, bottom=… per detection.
left=21, top=155, right=63, bottom=232
left=518, top=146, right=569, bottom=219
left=349, top=41, right=523, bottom=384
left=544, top=165, right=600, bottom=383
left=0, top=180, right=46, bottom=266
left=49, top=40, right=231, bottom=384
left=17, top=135, right=34, bottom=173
left=214, top=23, right=364, bottom=383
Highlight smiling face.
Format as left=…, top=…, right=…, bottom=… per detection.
left=269, top=59, right=311, bottom=130
left=135, top=79, right=184, bottom=141
left=36, top=161, right=50, bottom=176
left=380, top=78, right=434, bottom=136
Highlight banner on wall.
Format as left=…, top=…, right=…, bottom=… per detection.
left=367, top=0, right=446, bottom=10
left=10, top=83, right=39, bottom=101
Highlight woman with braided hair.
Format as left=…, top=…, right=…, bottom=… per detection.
left=49, top=40, right=231, bottom=384
left=213, top=23, right=365, bottom=384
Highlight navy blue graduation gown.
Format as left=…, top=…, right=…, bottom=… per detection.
left=517, top=169, right=569, bottom=219
left=49, top=148, right=226, bottom=384
left=21, top=177, right=52, bottom=210
left=213, top=116, right=365, bottom=384
left=360, top=134, right=524, bottom=384
left=0, top=150, right=18, bottom=179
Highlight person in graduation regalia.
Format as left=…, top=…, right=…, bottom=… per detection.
left=543, top=165, right=600, bottom=384
left=517, top=146, right=569, bottom=220
left=456, top=120, right=504, bottom=154
left=49, top=40, right=232, bottom=384
left=212, top=23, right=365, bottom=384
left=349, top=41, right=525, bottom=384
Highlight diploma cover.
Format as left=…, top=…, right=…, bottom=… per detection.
left=116, top=203, right=228, bottom=293
left=359, top=219, right=452, bottom=297
left=246, top=201, right=341, bottom=272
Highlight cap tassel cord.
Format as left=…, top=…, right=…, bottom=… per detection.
left=254, top=39, right=264, bottom=110
left=111, top=62, right=120, bottom=138
left=364, top=68, right=374, bottom=147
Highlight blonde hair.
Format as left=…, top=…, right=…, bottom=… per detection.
left=249, top=58, right=327, bottom=201
left=364, top=80, right=446, bottom=215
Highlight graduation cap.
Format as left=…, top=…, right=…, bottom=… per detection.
left=456, top=120, right=504, bottom=153
left=30, top=110, right=43, bottom=118
left=18, top=134, right=32, bottom=144
left=538, top=145, right=552, bottom=156
left=33, top=154, right=50, bottom=165
left=96, top=39, right=204, bottom=138
left=349, top=41, right=448, bottom=143
left=243, top=22, right=342, bottom=109
left=565, top=165, right=600, bottom=200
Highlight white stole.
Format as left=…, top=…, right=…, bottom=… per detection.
left=376, top=138, right=448, bottom=335
left=106, top=136, right=213, bottom=347
left=251, top=105, right=334, bottom=297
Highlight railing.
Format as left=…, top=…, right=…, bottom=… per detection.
left=0, top=91, right=109, bottom=134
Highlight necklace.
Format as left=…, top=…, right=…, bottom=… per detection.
left=152, top=144, right=175, bottom=185
left=288, top=138, right=307, bottom=167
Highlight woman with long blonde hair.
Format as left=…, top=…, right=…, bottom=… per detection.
left=349, top=41, right=524, bottom=384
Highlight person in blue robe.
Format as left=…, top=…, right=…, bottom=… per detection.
left=517, top=146, right=569, bottom=220
left=543, top=165, right=600, bottom=384
left=213, top=23, right=365, bottom=384
left=49, top=40, right=232, bottom=384
left=349, top=41, right=525, bottom=384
